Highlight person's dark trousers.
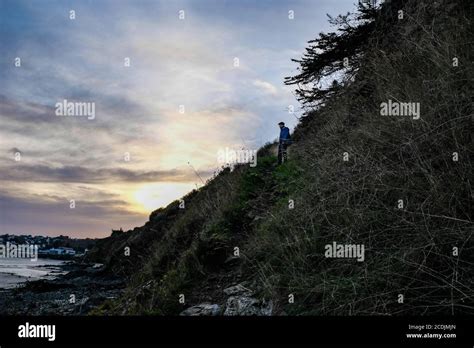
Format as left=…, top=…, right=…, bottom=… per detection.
left=278, top=142, right=288, bottom=164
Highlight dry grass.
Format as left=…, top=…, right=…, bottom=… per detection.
left=91, top=0, right=473, bottom=316
left=244, top=0, right=473, bottom=315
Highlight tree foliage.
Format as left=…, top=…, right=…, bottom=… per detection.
left=285, top=0, right=408, bottom=107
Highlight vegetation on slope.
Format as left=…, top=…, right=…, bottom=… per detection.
left=89, top=0, right=473, bottom=315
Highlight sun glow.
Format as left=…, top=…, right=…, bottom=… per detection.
left=132, top=182, right=196, bottom=213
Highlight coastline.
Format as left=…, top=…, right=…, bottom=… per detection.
left=0, top=258, right=67, bottom=289
left=0, top=261, right=125, bottom=315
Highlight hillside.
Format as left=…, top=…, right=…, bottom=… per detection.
left=87, top=0, right=473, bottom=316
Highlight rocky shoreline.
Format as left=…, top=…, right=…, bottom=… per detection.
left=0, top=261, right=274, bottom=316
left=0, top=262, right=125, bottom=315
left=180, top=283, right=274, bottom=316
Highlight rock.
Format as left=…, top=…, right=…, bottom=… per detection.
left=21, top=280, right=72, bottom=293
left=223, top=296, right=273, bottom=316
left=180, top=303, right=221, bottom=316
left=223, top=284, right=253, bottom=296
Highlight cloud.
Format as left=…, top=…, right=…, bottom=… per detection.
left=9, top=147, right=21, bottom=154
left=253, top=79, right=279, bottom=95
left=0, top=0, right=357, bottom=237
left=0, top=163, right=214, bottom=183
left=0, top=192, right=146, bottom=238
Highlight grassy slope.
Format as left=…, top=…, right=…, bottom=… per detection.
left=90, top=0, right=473, bottom=315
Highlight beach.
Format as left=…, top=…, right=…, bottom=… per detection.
left=0, top=260, right=125, bottom=315
left=0, top=258, right=67, bottom=289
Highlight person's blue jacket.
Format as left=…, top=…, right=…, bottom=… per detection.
left=279, top=126, right=291, bottom=144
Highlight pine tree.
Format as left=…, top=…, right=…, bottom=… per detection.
left=285, top=0, right=407, bottom=107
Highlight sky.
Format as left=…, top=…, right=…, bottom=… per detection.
left=0, top=0, right=356, bottom=238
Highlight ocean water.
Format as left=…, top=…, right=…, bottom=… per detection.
left=0, top=258, right=66, bottom=289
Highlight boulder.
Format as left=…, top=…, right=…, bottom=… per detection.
left=223, top=284, right=253, bottom=296
left=180, top=303, right=221, bottom=316
left=223, top=296, right=273, bottom=316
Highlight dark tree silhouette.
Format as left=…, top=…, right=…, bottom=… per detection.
left=285, top=0, right=408, bottom=107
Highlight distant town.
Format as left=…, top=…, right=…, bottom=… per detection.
left=0, top=234, right=99, bottom=259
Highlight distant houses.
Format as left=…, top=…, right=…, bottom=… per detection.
left=0, top=234, right=95, bottom=260
left=39, top=247, right=76, bottom=256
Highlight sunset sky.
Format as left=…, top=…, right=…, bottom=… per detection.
left=0, top=0, right=355, bottom=238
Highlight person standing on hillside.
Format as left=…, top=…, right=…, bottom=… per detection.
left=278, top=122, right=292, bottom=164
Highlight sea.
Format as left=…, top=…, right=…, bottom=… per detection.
left=0, top=258, right=66, bottom=289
